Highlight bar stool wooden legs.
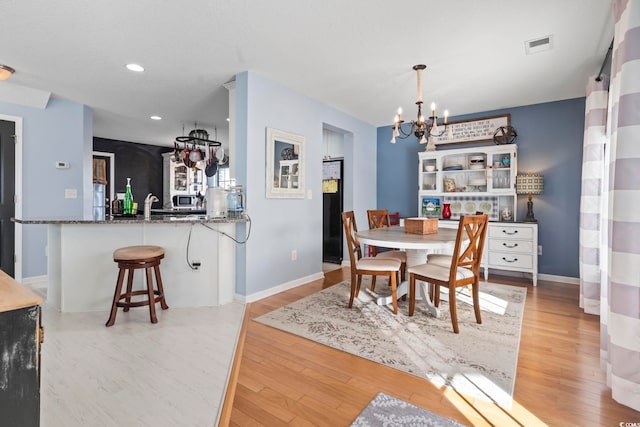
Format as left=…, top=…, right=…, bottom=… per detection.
left=106, top=245, right=169, bottom=327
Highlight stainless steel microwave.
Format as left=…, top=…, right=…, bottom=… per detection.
left=172, top=195, right=197, bottom=209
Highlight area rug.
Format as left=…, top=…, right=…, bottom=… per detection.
left=350, top=392, right=467, bottom=427
left=255, top=280, right=526, bottom=407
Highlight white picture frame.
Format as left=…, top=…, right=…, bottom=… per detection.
left=266, top=127, right=305, bottom=199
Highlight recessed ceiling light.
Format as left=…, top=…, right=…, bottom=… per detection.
left=226, top=117, right=230, bottom=122
left=150, top=115, right=162, bottom=121
left=126, top=63, right=145, bottom=72
left=0, top=64, right=15, bottom=80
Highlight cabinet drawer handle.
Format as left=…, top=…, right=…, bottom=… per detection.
left=502, top=243, right=518, bottom=248
left=502, top=229, right=518, bottom=235
left=502, top=257, right=518, bottom=263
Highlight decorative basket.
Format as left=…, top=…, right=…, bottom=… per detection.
left=404, top=218, right=438, bottom=234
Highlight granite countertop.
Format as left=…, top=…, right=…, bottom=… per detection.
left=12, top=215, right=249, bottom=225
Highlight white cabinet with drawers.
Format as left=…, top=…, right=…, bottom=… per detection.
left=417, top=144, right=539, bottom=286
left=483, top=222, right=538, bottom=286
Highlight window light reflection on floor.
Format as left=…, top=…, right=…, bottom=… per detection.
left=439, top=286, right=509, bottom=316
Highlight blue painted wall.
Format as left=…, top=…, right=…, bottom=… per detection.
left=377, top=97, right=585, bottom=278
left=235, top=71, right=377, bottom=297
left=0, top=97, right=92, bottom=278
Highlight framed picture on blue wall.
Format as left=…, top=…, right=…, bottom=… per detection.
left=421, top=197, right=441, bottom=218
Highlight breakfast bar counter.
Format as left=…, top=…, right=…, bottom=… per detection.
left=13, top=216, right=249, bottom=313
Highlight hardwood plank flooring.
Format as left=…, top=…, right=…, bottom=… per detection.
left=226, top=268, right=640, bottom=426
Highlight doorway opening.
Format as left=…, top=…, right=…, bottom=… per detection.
left=322, top=127, right=346, bottom=271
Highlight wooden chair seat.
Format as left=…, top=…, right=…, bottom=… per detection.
left=355, top=257, right=402, bottom=271
left=426, top=253, right=454, bottom=267
left=374, top=250, right=406, bottom=263
left=113, top=245, right=165, bottom=262
left=408, top=263, right=475, bottom=282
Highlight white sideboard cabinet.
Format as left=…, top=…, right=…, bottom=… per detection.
left=417, top=144, right=539, bottom=286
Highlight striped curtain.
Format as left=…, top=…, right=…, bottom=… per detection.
left=601, top=0, right=640, bottom=411
left=579, top=77, right=608, bottom=315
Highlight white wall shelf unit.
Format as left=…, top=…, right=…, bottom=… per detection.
left=418, top=144, right=517, bottom=221
left=417, top=144, right=538, bottom=286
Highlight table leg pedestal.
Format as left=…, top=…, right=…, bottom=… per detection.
left=374, top=248, right=441, bottom=318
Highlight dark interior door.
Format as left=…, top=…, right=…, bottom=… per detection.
left=322, top=160, right=343, bottom=264
left=0, top=120, right=16, bottom=277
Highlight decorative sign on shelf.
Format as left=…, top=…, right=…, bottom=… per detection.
left=431, top=114, right=510, bottom=146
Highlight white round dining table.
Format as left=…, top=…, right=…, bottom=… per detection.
left=356, top=225, right=460, bottom=317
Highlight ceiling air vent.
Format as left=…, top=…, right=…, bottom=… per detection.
left=525, top=35, right=553, bottom=55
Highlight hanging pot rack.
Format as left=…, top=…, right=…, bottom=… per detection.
left=173, top=124, right=227, bottom=169
left=175, top=125, right=221, bottom=147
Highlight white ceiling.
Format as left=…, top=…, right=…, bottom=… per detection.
left=0, top=0, right=613, bottom=148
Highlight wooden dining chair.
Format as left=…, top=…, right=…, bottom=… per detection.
left=342, top=211, right=402, bottom=314
left=366, top=209, right=407, bottom=281
left=407, top=214, right=489, bottom=333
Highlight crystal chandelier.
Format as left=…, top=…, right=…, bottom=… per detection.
left=390, top=64, right=449, bottom=147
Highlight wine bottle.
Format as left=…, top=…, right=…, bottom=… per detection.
left=123, top=178, right=134, bottom=215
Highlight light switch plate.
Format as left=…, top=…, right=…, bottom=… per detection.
left=65, top=189, right=78, bottom=199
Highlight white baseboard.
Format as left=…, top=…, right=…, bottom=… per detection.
left=237, top=272, right=325, bottom=303
left=486, top=269, right=579, bottom=285
left=538, top=273, right=579, bottom=285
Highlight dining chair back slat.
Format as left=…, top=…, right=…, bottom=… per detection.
left=367, top=209, right=392, bottom=229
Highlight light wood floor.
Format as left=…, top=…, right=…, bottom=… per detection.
left=223, top=268, right=640, bottom=426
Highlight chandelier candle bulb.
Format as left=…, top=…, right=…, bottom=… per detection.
left=431, top=103, right=436, bottom=117
left=444, top=110, right=449, bottom=123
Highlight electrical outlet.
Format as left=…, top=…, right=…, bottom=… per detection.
left=291, top=250, right=297, bottom=261
left=538, top=245, right=542, bottom=256
left=64, top=188, right=77, bottom=199
left=192, top=261, right=201, bottom=271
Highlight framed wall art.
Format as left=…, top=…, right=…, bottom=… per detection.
left=430, top=114, right=511, bottom=146
left=266, top=127, right=305, bottom=198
